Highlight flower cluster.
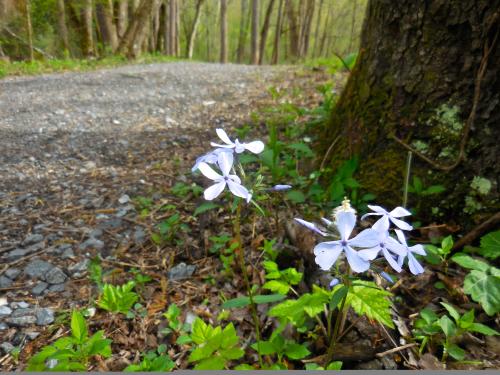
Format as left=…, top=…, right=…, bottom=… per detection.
left=295, top=200, right=426, bottom=275
left=193, top=128, right=265, bottom=203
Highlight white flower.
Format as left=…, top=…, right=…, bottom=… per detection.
left=358, top=230, right=406, bottom=272
left=395, top=229, right=426, bottom=275
left=198, top=151, right=251, bottom=202
left=362, top=205, right=413, bottom=231
left=210, top=128, right=265, bottom=154
left=192, top=148, right=232, bottom=172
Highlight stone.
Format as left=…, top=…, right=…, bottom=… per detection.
left=0, top=342, right=14, bottom=354
left=89, top=228, right=103, bottom=238
left=45, top=267, right=67, bottom=284
left=79, top=237, right=104, bottom=250
left=32, top=282, right=48, bottom=295
left=6, top=314, right=37, bottom=327
left=0, top=323, right=7, bottom=330
left=5, top=268, right=21, bottom=280
left=118, top=194, right=130, bottom=204
left=25, top=331, right=40, bottom=340
left=61, top=248, right=75, bottom=259
left=97, top=217, right=122, bottom=230
left=167, top=263, right=196, bottom=280
left=0, top=276, right=13, bottom=288
left=48, top=283, right=66, bottom=293
left=354, top=359, right=383, bottom=370
left=68, top=259, right=90, bottom=276
left=22, top=233, right=44, bottom=246
left=24, top=259, right=53, bottom=279
left=133, top=227, right=146, bottom=245
left=0, top=306, right=13, bottom=317
left=36, top=308, right=55, bottom=325
left=10, top=301, right=29, bottom=309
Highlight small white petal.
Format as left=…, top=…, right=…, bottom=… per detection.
left=358, top=246, right=380, bottom=261
left=227, top=180, right=250, bottom=200
left=408, top=252, right=425, bottom=275
left=349, top=228, right=380, bottom=248
left=234, top=140, right=246, bottom=153
left=344, top=245, right=370, bottom=273
left=361, top=212, right=380, bottom=221
left=395, top=229, right=408, bottom=247
left=228, top=174, right=241, bottom=184
left=391, top=217, right=413, bottom=231
left=244, top=140, right=265, bottom=154
left=390, top=206, right=412, bottom=218
left=385, top=237, right=407, bottom=256
left=409, top=244, right=426, bottom=256
left=295, top=218, right=327, bottom=236
left=204, top=181, right=226, bottom=200
left=336, top=211, right=356, bottom=240
left=373, top=216, right=390, bottom=232
left=321, top=217, right=333, bottom=226
left=198, top=162, right=222, bottom=181
left=367, top=205, right=388, bottom=214
left=210, top=142, right=235, bottom=149
left=218, top=151, right=234, bottom=176
left=382, top=248, right=402, bottom=272
left=216, top=128, right=234, bottom=145
left=314, top=243, right=343, bottom=271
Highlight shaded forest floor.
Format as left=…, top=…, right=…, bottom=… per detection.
left=0, top=62, right=498, bottom=370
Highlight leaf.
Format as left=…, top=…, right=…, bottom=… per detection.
left=469, top=323, right=499, bottom=336
left=263, top=280, right=290, bottom=295
left=284, top=343, right=310, bottom=360
left=439, top=315, right=456, bottom=338
left=463, top=270, right=500, bottom=316
left=451, top=253, right=490, bottom=272
left=440, top=302, right=460, bottom=322
left=422, top=185, right=446, bottom=195
left=193, top=356, right=226, bottom=370
left=446, top=344, right=466, bottom=360
left=190, top=318, right=212, bottom=345
left=222, top=297, right=250, bottom=309
left=419, top=308, right=438, bottom=325
left=253, top=294, right=287, bottom=304
left=480, top=231, right=500, bottom=260
left=286, top=190, right=306, bottom=204
left=176, top=335, right=192, bottom=345
left=330, top=285, right=348, bottom=310
left=251, top=341, right=276, bottom=355
left=288, top=142, right=314, bottom=157
left=189, top=345, right=217, bottom=362
left=220, top=323, right=239, bottom=349
left=345, top=281, right=394, bottom=328
left=194, top=202, right=220, bottom=217
left=71, top=310, right=88, bottom=344
left=220, top=347, right=244, bottom=360
left=234, top=364, right=255, bottom=370
left=441, top=236, right=453, bottom=254
left=326, top=361, right=343, bottom=370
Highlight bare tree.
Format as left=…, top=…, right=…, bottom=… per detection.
left=56, top=0, right=71, bottom=55
left=96, top=0, right=118, bottom=52
left=81, top=0, right=94, bottom=57
left=250, top=0, right=259, bottom=64
left=258, top=0, right=275, bottom=64
left=299, top=0, right=314, bottom=57
left=348, top=0, right=358, bottom=52
left=220, top=0, right=228, bottom=63
left=284, top=0, right=299, bottom=59
left=312, top=0, right=324, bottom=58
left=24, top=0, right=34, bottom=61
left=117, top=0, right=128, bottom=38
left=168, top=0, right=176, bottom=55
left=271, top=0, right=283, bottom=64
left=236, top=0, right=249, bottom=63
left=186, top=0, right=204, bottom=59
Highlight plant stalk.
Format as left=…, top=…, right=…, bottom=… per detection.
left=403, top=151, right=413, bottom=207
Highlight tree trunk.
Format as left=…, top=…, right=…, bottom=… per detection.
left=168, top=0, right=176, bottom=55
left=117, top=0, right=128, bottom=37
left=81, top=0, right=94, bottom=57
left=56, top=0, right=71, bottom=55
left=318, top=3, right=331, bottom=58
left=347, top=0, right=358, bottom=53
left=312, top=0, right=323, bottom=58
left=300, top=0, right=314, bottom=58
left=322, top=0, right=500, bottom=228
left=285, top=0, right=299, bottom=59
left=258, top=0, right=275, bottom=64
left=186, top=0, right=203, bottom=59
left=96, top=0, right=118, bottom=52
left=250, top=0, right=259, bottom=64
left=236, top=0, right=248, bottom=63
left=220, top=0, right=228, bottom=63
left=24, top=0, right=34, bottom=61
left=271, top=0, right=283, bottom=64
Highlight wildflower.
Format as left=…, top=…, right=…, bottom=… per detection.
left=329, top=278, right=340, bottom=288
left=294, top=218, right=327, bottom=236
left=192, top=148, right=232, bottom=172
left=358, top=230, right=406, bottom=272
left=210, top=128, right=265, bottom=154
left=362, top=205, right=413, bottom=231
left=270, top=184, right=292, bottom=191
left=313, top=211, right=379, bottom=273
left=395, top=229, right=426, bottom=275
left=198, top=151, right=251, bottom=203
left=380, top=271, right=395, bottom=284
left=332, top=198, right=357, bottom=221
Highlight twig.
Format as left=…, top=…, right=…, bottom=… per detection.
left=319, top=135, right=341, bottom=172
left=2, top=26, right=54, bottom=59
left=452, top=211, right=500, bottom=251
left=375, top=343, right=417, bottom=358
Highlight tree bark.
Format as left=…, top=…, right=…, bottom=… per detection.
left=81, top=0, right=94, bottom=57
left=271, top=0, right=283, bottom=64
left=312, top=0, right=323, bottom=58
left=347, top=0, right=358, bottom=53
left=258, top=0, right=275, bottom=64
left=250, top=0, right=260, bottom=64
left=322, top=0, right=500, bottom=228
left=24, top=0, right=34, bottom=61
left=186, top=0, right=204, bottom=59
left=220, top=0, right=228, bottom=63
left=168, top=0, right=176, bottom=55
left=56, top=0, right=71, bottom=55
left=96, top=0, right=118, bottom=52
left=236, top=0, right=248, bottom=63
left=285, top=0, right=299, bottom=59
left=117, top=0, right=129, bottom=37
left=300, top=0, right=314, bottom=58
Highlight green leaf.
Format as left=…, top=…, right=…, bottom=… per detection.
left=176, top=335, right=192, bottom=345
left=288, top=142, right=314, bottom=157
left=70, top=310, right=88, bottom=344
left=446, top=343, right=466, bottom=360
left=220, top=347, right=244, bottom=360
left=189, top=345, right=217, bottom=362
left=263, top=280, right=290, bottom=295
left=459, top=309, right=475, bottom=328
left=193, top=356, right=226, bottom=370
left=420, top=308, right=438, bottom=324
left=253, top=294, right=287, bottom=304
left=286, top=190, right=306, bottom=204
left=234, top=364, right=255, bottom=370
left=480, top=230, right=500, bottom=260
left=422, top=185, right=446, bottom=195
left=451, top=253, right=490, bottom=272
left=440, top=302, right=460, bottom=322
left=222, top=297, right=251, bottom=309
left=251, top=341, right=276, bottom=355
left=190, top=318, right=212, bottom=345
left=220, top=323, right=239, bottom=349
left=469, top=323, right=499, bottom=336
left=463, top=270, right=500, bottom=316
left=193, top=202, right=220, bottom=217
left=441, top=236, right=453, bottom=254
left=345, top=281, right=394, bottom=328
left=326, top=361, right=343, bottom=370
left=439, top=315, right=456, bottom=338
left=284, top=343, right=310, bottom=360
left=330, top=285, right=348, bottom=310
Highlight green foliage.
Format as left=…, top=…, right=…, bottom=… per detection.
left=151, top=213, right=189, bottom=245
left=425, top=235, right=453, bottom=269
left=305, top=362, right=343, bottom=370
left=88, top=257, right=104, bottom=290
left=171, top=182, right=203, bottom=198
left=208, top=234, right=238, bottom=275
left=413, top=303, right=498, bottom=361
left=27, top=310, right=112, bottom=371
left=161, top=304, right=192, bottom=345
left=251, top=334, right=310, bottom=362
left=188, top=319, right=244, bottom=370
left=124, top=345, right=175, bottom=372
left=97, top=281, right=138, bottom=314
left=326, top=157, right=360, bottom=204
left=262, top=261, right=303, bottom=295
left=193, top=202, right=220, bottom=216
left=407, top=176, right=446, bottom=197
left=260, top=238, right=279, bottom=261
left=346, top=281, right=394, bottom=328
left=452, top=252, right=500, bottom=316
left=479, top=230, right=500, bottom=260
left=222, top=294, right=286, bottom=309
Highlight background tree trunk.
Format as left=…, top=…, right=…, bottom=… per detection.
left=220, top=0, right=228, bottom=63
left=117, top=0, right=129, bottom=38
left=96, top=0, right=118, bottom=52
left=24, top=0, right=34, bottom=61
left=285, top=0, right=299, bottom=59
left=236, top=0, right=248, bottom=63
left=56, top=0, right=71, bottom=55
left=271, top=0, right=283, bottom=64
left=81, top=0, right=94, bottom=57
left=322, top=0, right=500, bottom=227
left=250, top=0, right=259, bottom=64
left=258, top=0, right=275, bottom=64
left=187, top=0, right=204, bottom=59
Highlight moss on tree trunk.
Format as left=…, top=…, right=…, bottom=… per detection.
left=322, top=0, right=500, bottom=229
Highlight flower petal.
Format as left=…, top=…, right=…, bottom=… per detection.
left=407, top=252, right=425, bottom=275
left=294, top=218, right=327, bottom=236
left=210, top=142, right=235, bottom=149
left=390, top=217, right=413, bottom=231
left=313, top=242, right=342, bottom=271
left=367, top=205, right=388, bottom=214
left=372, top=215, right=390, bottom=232
left=321, top=217, right=333, bottom=227
left=382, top=248, right=402, bottom=272
left=216, top=128, right=234, bottom=145
left=344, top=245, right=370, bottom=273
left=198, top=162, right=222, bottom=181
left=385, top=236, right=407, bottom=256
left=336, top=211, right=356, bottom=240
left=360, top=212, right=380, bottom=221
left=244, top=140, right=265, bottom=154
left=227, top=180, right=250, bottom=201
left=218, top=151, right=233, bottom=176
left=349, top=228, right=380, bottom=248
left=228, top=174, right=241, bottom=184
left=358, top=246, right=380, bottom=261
left=204, top=181, right=226, bottom=200
left=390, top=206, right=412, bottom=218
left=409, top=244, right=426, bottom=256
left=394, top=229, right=408, bottom=247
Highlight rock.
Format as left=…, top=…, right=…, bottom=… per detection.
left=6, top=313, right=37, bottom=327
left=68, top=259, right=90, bottom=276
left=0, top=342, right=14, bottom=354
left=168, top=263, right=196, bottom=280
left=354, top=359, right=383, bottom=370
left=25, top=331, right=40, bottom=340
left=79, top=237, right=104, bottom=250
left=0, top=306, right=13, bottom=317
left=48, top=283, right=66, bottom=293
left=45, top=267, right=67, bottom=284
left=133, top=227, right=146, bottom=245
left=10, top=301, right=29, bottom=309
left=118, top=194, right=130, bottom=204
left=83, top=161, right=96, bottom=170
left=4, top=242, right=44, bottom=262
left=36, top=308, right=55, bottom=326
left=32, top=282, right=48, bottom=295
left=24, top=259, right=54, bottom=279
left=380, top=355, right=398, bottom=370
left=22, top=233, right=44, bottom=246
left=61, top=248, right=75, bottom=259
left=0, top=323, right=7, bottom=330
left=97, top=217, right=122, bottom=230
left=5, top=268, right=21, bottom=280
left=0, top=276, right=13, bottom=288
left=89, top=228, right=103, bottom=238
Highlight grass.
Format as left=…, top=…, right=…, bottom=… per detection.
left=0, top=54, right=182, bottom=78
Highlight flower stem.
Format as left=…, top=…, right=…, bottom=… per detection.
left=234, top=200, right=264, bottom=368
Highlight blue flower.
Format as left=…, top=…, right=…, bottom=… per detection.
left=294, top=218, right=327, bottom=236
left=210, top=128, right=264, bottom=154
left=192, top=148, right=232, bottom=172
left=395, top=229, right=426, bottom=275
left=358, top=229, right=406, bottom=272
left=362, top=205, right=413, bottom=231
left=271, top=184, right=292, bottom=191
left=329, top=278, right=340, bottom=288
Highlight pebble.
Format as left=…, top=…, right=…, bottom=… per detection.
left=25, top=331, right=40, bottom=340
left=0, top=323, right=7, bottom=330
left=79, top=237, right=104, bottom=250
left=11, top=301, right=29, bottom=309
left=22, top=233, right=44, bottom=246
left=68, top=259, right=90, bottom=276
left=0, top=342, right=14, bottom=354
left=118, top=194, right=130, bottom=204
left=5, top=268, right=21, bottom=280
left=134, top=227, right=147, bottom=245
left=6, top=314, right=37, bottom=327
left=24, top=259, right=54, bottom=279
left=45, top=267, right=67, bottom=284
left=36, top=308, right=55, bottom=325
left=61, top=248, right=75, bottom=259
left=168, top=263, right=196, bottom=280
left=48, top=283, right=66, bottom=293
left=32, top=281, right=49, bottom=295
left=0, top=306, right=13, bottom=317
left=0, top=276, right=13, bottom=288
